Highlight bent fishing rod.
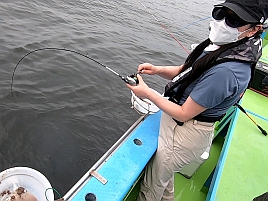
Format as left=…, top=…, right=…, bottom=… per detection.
left=235, top=103, right=267, bottom=136
left=11, top=47, right=139, bottom=97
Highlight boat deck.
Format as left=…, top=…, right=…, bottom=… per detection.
left=206, top=90, right=268, bottom=201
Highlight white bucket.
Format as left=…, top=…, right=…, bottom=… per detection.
left=131, top=89, right=161, bottom=114
left=0, top=167, right=54, bottom=201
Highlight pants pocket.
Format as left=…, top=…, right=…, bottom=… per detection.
left=172, top=122, right=213, bottom=170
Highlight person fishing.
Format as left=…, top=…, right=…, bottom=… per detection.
left=126, top=0, right=268, bottom=200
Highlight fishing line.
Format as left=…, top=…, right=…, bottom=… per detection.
left=45, top=187, right=62, bottom=201
left=11, top=47, right=139, bottom=97
left=137, top=0, right=190, bottom=54
left=182, top=16, right=211, bottom=29
left=137, top=2, right=267, bottom=136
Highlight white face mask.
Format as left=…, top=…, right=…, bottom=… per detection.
left=209, top=20, right=251, bottom=45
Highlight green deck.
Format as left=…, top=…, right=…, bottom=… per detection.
left=208, top=90, right=268, bottom=201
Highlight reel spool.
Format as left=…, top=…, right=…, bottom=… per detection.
left=130, top=89, right=161, bottom=114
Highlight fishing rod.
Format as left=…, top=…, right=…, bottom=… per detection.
left=137, top=0, right=190, bottom=54
left=10, top=47, right=139, bottom=97
left=235, top=103, right=267, bottom=136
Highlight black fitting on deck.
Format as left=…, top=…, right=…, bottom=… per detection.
left=85, top=193, right=97, bottom=201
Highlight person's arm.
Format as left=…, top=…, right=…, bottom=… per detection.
left=138, top=63, right=184, bottom=80
left=147, top=90, right=206, bottom=122
left=127, top=74, right=206, bottom=122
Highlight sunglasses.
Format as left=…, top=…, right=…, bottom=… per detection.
left=212, top=7, right=249, bottom=28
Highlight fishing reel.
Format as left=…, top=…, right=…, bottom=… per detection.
left=122, top=73, right=139, bottom=86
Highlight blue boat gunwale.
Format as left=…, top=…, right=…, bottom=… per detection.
left=64, top=111, right=162, bottom=201
left=205, top=105, right=239, bottom=201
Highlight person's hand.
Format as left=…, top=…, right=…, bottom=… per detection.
left=138, top=63, right=160, bottom=75
left=126, top=74, right=151, bottom=99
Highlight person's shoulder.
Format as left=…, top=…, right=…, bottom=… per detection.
left=214, top=60, right=250, bottom=68
left=202, top=61, right=250, bottom=80
left=211, top=61, right=250, bottom=73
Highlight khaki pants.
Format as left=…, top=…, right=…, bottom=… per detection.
left=137, top=112, right=214, bottom=201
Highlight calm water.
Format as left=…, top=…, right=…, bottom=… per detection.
left=0, top=0, right=217, bottom=196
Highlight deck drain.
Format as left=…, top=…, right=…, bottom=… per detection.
left=134, top=138, right=142, bottom=146
left=85, top=193, right=97, bottom=201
